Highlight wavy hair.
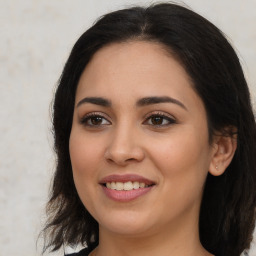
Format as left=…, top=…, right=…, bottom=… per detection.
left=42, top=3, right=256, bottom=256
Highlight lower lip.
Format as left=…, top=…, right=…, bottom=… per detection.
left=102, top=185, right=153, bottom=202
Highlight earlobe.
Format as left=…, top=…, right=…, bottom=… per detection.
left=209, top=133, right=237, bottom=176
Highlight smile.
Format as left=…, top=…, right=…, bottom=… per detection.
left=105, top=181, right=150, bottom=191
left=100, top=174, right=156, bottom=201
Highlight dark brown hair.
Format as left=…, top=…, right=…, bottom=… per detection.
left=43, top=3, right=256, bottom=256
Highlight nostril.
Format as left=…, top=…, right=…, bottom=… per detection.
left=105, top=154, right=137, bottom=165
left=104, top=145, right=145, bottom=165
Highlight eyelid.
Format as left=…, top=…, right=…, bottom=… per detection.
left=143, top=111, right=177, bottom=126
left=144, top=111, right=176, bottom=120
left=79, top=111, right=176, bottom=127
left=79, top=111, right=111, bottom=125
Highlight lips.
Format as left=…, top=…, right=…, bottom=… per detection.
left=99, top=174, right=156, bottom=202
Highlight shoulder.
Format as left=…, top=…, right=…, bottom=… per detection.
left=65, top=248, right=90, bottom=256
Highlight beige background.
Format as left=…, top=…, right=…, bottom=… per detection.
left=0, top=0, right=255, bottom=255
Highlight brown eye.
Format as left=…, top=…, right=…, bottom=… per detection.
left=151, top=116, right=164, bottom=125
left=80, top=114, right=111, bottom=127
left=143, top=113, right=176, bottom=127
left=91, top=116, right=104, bottom=125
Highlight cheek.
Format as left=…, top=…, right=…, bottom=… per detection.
left=148, top=133, right=210, bottom=218
left=150, top=133, right=208, bottom=171
left=69, top=129, right=106, bottom=213
left=148, top=128, right=211, bottom=195
left=69, top=129, right=107, bottom=210
left=69, top=130, right=104, bottom=177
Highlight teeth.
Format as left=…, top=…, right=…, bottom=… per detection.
left=123, top=181, right=133, bottom=191
left=139, top=182, right=145, bottom=188
left=116, top=182, right=124, bottom=191
left=133, top=181, right=140, bottom=189
left=105, top=181, right=150, bottom=190
left=111, top=182, right=116, bottom=190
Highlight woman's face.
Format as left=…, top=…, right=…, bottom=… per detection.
left=69, top=41, right=216, bottom=237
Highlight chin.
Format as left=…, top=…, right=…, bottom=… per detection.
left=97, top=210, right=155, bottom=236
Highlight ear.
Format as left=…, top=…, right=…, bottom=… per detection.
left=209, top=131, right=237, bottom=176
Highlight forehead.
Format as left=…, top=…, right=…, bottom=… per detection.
left=81, top=41, right=183, bottom=79
left=76, top=41, right=201, bottom=110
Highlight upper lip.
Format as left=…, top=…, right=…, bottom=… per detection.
left=99, top=174, right=156, bottom=185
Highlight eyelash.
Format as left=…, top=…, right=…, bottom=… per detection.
left=80, top=112, right=111, bottom=127
left=80, top=111, right=176, bottom=128
left=143, top=112, right=176, bottom=127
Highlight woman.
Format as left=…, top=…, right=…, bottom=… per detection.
left=43, top=3, right=256, bottom=256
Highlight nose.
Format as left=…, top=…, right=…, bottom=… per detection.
left=104, top=124, right=145, bottom=166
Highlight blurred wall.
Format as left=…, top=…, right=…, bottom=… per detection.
left=0, top=0, right=255, bottom=255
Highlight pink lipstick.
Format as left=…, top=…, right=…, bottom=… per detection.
left=99, top=174, right=155, bottom=202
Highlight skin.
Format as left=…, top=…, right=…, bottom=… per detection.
left=69, top=41, right=234, bottom=256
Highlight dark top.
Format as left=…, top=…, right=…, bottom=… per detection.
left=66, top=248, right=224, bottom=256
left=66, top=247, right=91, bottom=256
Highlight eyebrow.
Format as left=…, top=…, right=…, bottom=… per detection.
left=77, top=97, right=111, bottom=108
left=76, top=96, right=187, bottom=110
left=136, top=96, right=187, bottom=110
